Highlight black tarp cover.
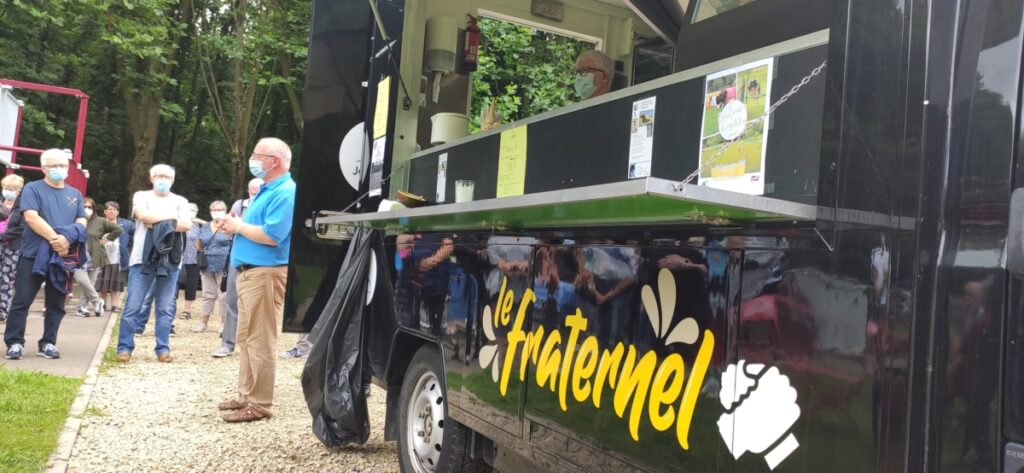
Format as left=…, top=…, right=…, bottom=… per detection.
left=302, top=228, right=394, bottom=447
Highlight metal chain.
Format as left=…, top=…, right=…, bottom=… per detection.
left=675, top=59, right=828, bottom=190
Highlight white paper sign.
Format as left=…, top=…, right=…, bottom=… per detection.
left=628, top=96, right=656, bottom=179
left=436, top=153, right=448, bottom=203
left=369, top=137, right=386, bottom=197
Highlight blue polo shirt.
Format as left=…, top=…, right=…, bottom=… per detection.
left=230, top=172, right=296, bottom=267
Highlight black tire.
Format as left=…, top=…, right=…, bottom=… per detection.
left=397, top=345, right=490, bottom=473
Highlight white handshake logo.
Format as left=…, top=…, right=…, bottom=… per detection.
left=717, top=360, right=801, bottom=470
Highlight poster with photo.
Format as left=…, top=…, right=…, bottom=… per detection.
left=697, top=57, right=773, bottom=195
left=628, top=96, right=656, bottom=179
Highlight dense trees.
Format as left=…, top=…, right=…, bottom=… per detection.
left=0, top=0, right=309, bottom=209
left=469, top=17, right=593, bottom=132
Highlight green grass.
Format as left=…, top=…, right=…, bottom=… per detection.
left=0, top=367, right=81, bottom=472
left=98, top=319, right=121, bottom=374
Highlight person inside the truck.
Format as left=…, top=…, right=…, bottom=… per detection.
left=573, top=50, right=614, bottom=100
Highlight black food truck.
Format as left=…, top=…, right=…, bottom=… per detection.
left=286, top=0, right=1024, bottom=472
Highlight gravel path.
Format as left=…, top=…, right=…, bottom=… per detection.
left=68, top=312, right=398, bottom=473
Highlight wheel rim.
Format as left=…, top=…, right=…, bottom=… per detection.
left=405, top=370, right=445, bottom=473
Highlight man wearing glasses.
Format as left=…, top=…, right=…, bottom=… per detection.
left=115, top=164, right=192, bottom=363
left=216, top=137, right=296, bottom=423
left=574, top=50, right=614, bottom=100
left=4, top=149, right=87, bottom=360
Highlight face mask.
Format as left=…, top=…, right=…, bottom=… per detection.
left=211, top=211, right=226, bottom=221
left=249, top=158, right=267, bottom=179
left=84, top=208, right=93, bottom=218
left=2, top=190, right=16, bottom=201
left=154, top=180, right=172, bottom=193
left=574, top=73, right=597, bottom=99
left=47, top=168, right=68, bottom=182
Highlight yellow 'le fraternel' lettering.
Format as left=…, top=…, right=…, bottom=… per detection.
left=572, top=337, right=599, bottom=403
left=490, top=278, right=716, bottom=454
left=499, top=286, right=535, bottom=396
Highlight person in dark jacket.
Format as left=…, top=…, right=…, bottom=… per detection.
left=3, top=149, right=87, bottom=360
left=33, top=223, right=88, bottom=294
left=0, top=173, right=25, bottom=322
left=114, top=211, right=136, bottom=312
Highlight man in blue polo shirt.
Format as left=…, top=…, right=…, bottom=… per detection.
left=216, top=137, right=296, bottom=423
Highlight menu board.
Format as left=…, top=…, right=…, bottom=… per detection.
left=496, top=126, right=528, bottom=198
left=373, top=76, right=390, bottom=139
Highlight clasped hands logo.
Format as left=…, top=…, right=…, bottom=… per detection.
left=479, top=268, right=801, bottom=469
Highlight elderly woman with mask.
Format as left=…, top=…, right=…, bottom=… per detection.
left=0, top=174, right=25, bottom=321
left=192, top=200, right=232, bottom=333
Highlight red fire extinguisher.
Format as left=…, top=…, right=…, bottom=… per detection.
left=464, top=15, right=480, bottom=72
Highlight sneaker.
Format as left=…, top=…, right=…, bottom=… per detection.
left=38, top=343, right=60, bottom=359
left=211, top=346, right=234, bottom=358
left=192, top=323, right=208, bottom=333
left=5, top=343, right=24, bottom=360
left=77, top=306, right=91, bottom=317
left=279, top=347, right=307, bottom=359
left=93, top=299, right=105, bottom=317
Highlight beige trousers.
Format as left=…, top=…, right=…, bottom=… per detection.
left=234, top=266, right=287, bottom=413
left=199, top=271, right=225, bottom=317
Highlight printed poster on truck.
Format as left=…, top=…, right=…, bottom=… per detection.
left=628, top=96, right=656, bottom=179
left=697, top=57, right=774, bottom=195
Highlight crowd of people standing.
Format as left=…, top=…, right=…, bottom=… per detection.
left=1, top=138, right=298, bottom=424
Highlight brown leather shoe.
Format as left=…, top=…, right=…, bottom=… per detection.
left=157, top=353, right=175, bottom=363
left=115, top=352, right=131, bottom=362
left=222, top=404, right=272, bottom=423
left=218, top=399, right=245, bottom=411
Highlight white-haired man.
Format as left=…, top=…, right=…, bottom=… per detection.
left=212, top=177, right=263, bottom=358
left=574, top=50, right=614, bottom=100
left=217, top=138, right=296, bottom=422
left=115, top=164, right=192, bottom=363
left=4, top=149, right=87, bottom=360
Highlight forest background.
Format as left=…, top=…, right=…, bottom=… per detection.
left=0, top=0, right=310, bottom=210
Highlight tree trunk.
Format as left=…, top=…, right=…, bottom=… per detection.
left=128, top=103, right=161, bottom=194
left=278, top=52, right=303, bottom=130
left=231, top=150, right=247, bottom=197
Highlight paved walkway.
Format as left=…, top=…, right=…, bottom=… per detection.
left=1, top=296, right=110, bottom=377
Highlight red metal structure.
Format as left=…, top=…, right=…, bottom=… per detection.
left=0, top=79, right=90, bottom=193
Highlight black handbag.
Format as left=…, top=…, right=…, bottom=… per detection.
left=197, top=250, right=208, bottom=271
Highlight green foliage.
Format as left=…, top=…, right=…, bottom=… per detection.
left=0, top=0, right=309, bottom=207
left=469, top=17, right=593, bottom=132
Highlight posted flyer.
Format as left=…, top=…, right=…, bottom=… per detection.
left=697, top=57, right=774, bottom=195
left=628, top=96, right=656, bottom=179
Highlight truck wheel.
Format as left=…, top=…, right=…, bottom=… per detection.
left=397, top=346, right=489, bottom=473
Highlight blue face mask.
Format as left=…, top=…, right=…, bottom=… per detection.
left=248, top=158, right=267, bottom=179
left=154, top=179, right=172, bottom=193
left=47, top=168, right=68, bottom=182
left=2, top=190, right=16, bottom=201
left=574, top=73, right=597, bottom=99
